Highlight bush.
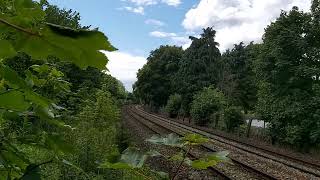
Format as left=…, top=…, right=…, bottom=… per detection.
left=223, top=106, right=244, bottom=132
left=191, top=87, right=226, bottom=125
left=165, top=94, right=182, bottom=118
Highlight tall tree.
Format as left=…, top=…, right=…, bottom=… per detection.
left=218, top=42, right=259, bottom=113
left=255, top=6, right=320, bottom=150
left=133, top=45, right=183, bottom=109
left=175, top=27, right=221, bottom=115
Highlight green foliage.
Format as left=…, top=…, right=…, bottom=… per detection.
left=102, top=133, right=230, bottom=180
left=175, top=27, right=221, bottom=115
left=223, top=106, right=244, bottom=132
left=255, top=6, right=320, bottom=149
left=165, top=94, right=182, bottom=118
left=0, top=0, right=116, bottom=69
left=190, top=87, right=226, bottom=126
left=0, top=1, right=125, bottom=179
left=217, top=42, right=258, bottom=113
left=192, top=151, right=230, bottom=170
left=134, top=45, right=183, bottom=109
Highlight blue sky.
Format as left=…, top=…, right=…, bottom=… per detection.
left=48, top=0, right=311, bottom=91
left=48, top=0, right=198, bottom=57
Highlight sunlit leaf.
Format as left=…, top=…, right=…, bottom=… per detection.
left=146, top=134, right=184, bottom=147
left=0, top=90, right=30, bottom=111
left=183, top=133, right=208, bottom=145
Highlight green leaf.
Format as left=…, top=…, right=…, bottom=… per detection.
left=191, top=159, right=218, bottom=170
left=0, top=40, right=17, bottom=60
left=25, top=91, right=51, bottom=108
left=0, top=64, right=30, bottom=89
left=0, top=90, right=30, bottom=111
left=207, top=151, right=230, bottom=162
left=183, top=134, right=208, bottom=145
left=100, top=147, right=148, bottom=169
left=191, top=151, right=230, bottom=170
left=1, top=22, right=116, bottom=69
left=99, top=162, right=131, bottom=169
left=146, top=134, right=184, bottom=147
left=120, top=147, right=147, bottom=168
left=169, top=152, right=184, bottom=161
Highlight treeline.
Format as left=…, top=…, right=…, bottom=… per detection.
left=133, top=2, right=320, bottom=151
left=0, top=1, right=131, bottom=179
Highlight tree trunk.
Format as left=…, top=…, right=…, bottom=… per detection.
left=215, top=113, right=219, bottom=128
left=246, top=119, right=253, bottom=138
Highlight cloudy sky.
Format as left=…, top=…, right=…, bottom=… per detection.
left=48, top=0, right=311, bottom=91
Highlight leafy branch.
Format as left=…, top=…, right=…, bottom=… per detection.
left=0, top=18, right=40, bottom=36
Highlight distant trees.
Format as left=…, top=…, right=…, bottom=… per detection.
left=133, top=2, right=320, bottom=150
left=133, top=45, right=183, bottom=109
left=175, top=28, right=221, bottom=115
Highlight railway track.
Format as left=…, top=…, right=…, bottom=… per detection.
left=124, top=107, right=232, bottom=180
left=126, top=105, right=320, bottom=180
left=125, top=106, right=278, bottom=180
left=132, top=105, right=320, bottom=177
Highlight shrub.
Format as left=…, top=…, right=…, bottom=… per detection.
left=223, top=106, right=244, bottom=132
left=165, top=94, right=182, bottom=118
left=191, top=87, right=226, bottom=125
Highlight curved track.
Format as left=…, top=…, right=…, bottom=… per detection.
left=126, top=105, right=320, bottom=180
left=126, top=106, right=280, bottom=180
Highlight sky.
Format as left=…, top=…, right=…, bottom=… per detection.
left=48, top=0, right=311, bottom=91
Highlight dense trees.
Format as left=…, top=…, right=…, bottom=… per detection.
left=133, top=45, right=183, bottom=109
left=175, top=28, right=221, bottom=115
left=255, top=5, right=320, bottom=149
left=0, top=1, right=128, bottom=179
left=134, top=2, right=320, bottom=151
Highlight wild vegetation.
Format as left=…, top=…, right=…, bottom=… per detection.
left=0, top=1, right=130, bottom=179
left=134, top=1, right=320, bottom=151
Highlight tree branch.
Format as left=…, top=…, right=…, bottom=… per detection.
left=0, top=18, right=40, bottom=36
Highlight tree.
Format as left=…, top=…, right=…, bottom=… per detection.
left=175, top=27, right=221, bottom=116
left=255, top=6, right=320, bottom=150
left=223, top=106, right=244, bottom=132
left=134, top=45, right=183, bottom=110
left=218, top=43, right=259, bottom=114
left=190, top=87, right=226, bottom=126
left=165, top=94, right=182, bottom=118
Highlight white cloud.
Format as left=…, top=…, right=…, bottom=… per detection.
left=149, top=31, right=192, bottom=49
left=171, top=36, right=192, bottom=49
left=149, top=31, right=177, bottom=38
left=182, top=0, right=311, bottom=51
left=123, top=6, right=144, bottom=14
left=145, top=19, right=166, bottom=27
left=127, top=0, right=158, bottom=6
left=104, top=51, right=147, bottom=92
left=161, top=0, right=181, bottom=7
left=126, top=0, right=181, bottom=7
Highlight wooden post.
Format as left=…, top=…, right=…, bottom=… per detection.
left=246, top=119, right=253, bottom=138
